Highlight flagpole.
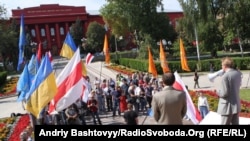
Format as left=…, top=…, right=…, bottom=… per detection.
left=194, top=27, right=200, bottom=62
left=194, top=27, right=201, bottom=71
left=99, top=61, right=103, bottom=81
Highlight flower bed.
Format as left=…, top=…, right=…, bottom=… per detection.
left=0, top=117, right=16, bottom=140
left=106, top=65, right=134, bottom=76
left=8, top=114, right=30, bottom=141
left=0, top=77, right=18, bottom=98
left=190, top=90, right=250, bottom=118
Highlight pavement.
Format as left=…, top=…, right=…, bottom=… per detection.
left=0, top=57, right=249, bottom=125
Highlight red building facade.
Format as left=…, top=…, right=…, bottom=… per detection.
left=11, top=4, right=183, bottom=55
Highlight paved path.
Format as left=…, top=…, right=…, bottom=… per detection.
left=0, top=58, right=249, bottom=125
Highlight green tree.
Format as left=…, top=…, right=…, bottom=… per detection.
left=70, top=18, right=84, bottom=49
left=0, top=5, right=18, bottom=71
left=85, top=21, right=106, bottom=53
left=100, top=0, right=176, bottom=57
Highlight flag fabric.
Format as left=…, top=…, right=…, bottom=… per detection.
left=37, top=42, right=42, bottom=65
left=148, top=47, right=157, bottom=77
left=159, top=40, right=170, bottom=73
left=16, top=54, right=39, bottom=102
left=60, top=32, right=77, bottom=59
left=48, top=50, right=53, bottom=62
left=85, top=53, right=94, bottom=65
left=28, top=54, right=39, bottom=81
left=180, top=38, right=191, bottom=71
left=16, top=64, right=31, bottom=102
left=82, top=61, right=87, bottom=77
left=81, top=78, right=89, bottom=103
left=17, top=14, right=26, bottom=71
left=103, top=33, right=110, bottom=64
left=59, top=32, right=87, bottom=76
left=173, top=71, right=202, bottom=124
left=48, top=48, right=84, bottom=114
left=25, top=53, right=57, bottom=118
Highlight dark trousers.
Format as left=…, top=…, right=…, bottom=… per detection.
left=112, top=100, right=121, bottom=116
left=91, top=111, right=102, bottom=125
left=146, top=96, right=152, bottom=108
left=106, top=96, right=113, bottom=111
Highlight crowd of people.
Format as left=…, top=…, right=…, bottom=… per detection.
left=19, top=56, right=242, bottom=132
left=31, top=71, right=164, bottom=126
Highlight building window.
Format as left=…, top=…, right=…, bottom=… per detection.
left=41, top=28, right=46, bottom=37
left=31, top=29, right=36, bottom=37
left=60, top=27, right=64, bottom=35
left=50, top=28, right=55, bottom=36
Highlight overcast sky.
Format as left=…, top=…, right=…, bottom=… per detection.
left=1, top=0, right=182, bottom=17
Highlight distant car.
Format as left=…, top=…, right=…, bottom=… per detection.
left=131, top=48, right=138, bottom=52
left=95, top=52, right=104, bottom=56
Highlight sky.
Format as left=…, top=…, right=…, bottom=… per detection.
left=1, top=0, right=182, bottom=17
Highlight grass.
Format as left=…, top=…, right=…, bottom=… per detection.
left=240, top=89, right=250, bottom=101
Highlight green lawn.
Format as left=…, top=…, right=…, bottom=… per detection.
left=240, top=89, right=250, bottom=101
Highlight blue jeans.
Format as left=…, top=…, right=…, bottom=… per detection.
left=199, top=106, right=209, bottom=119
left=112, top=99, right=120, bottom=116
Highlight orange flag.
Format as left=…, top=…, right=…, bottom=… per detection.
left=148, top=47, right=158, bottom=77
left=180, top=38, right=191, bottom=71
left=103, top=33, right=110, bottom=64
left=159, top=40, right=170, bottom=73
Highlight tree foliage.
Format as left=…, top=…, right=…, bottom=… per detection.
left=70, top=18, right=84, bottom=48
left=177, top=0, right=250, bottom=55
left=100, top=0, right=177, bottom=50
left=85, top=21, right=106, bottom=52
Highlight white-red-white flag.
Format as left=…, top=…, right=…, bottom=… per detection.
left=173, top=71, right=202, bottom=124
left=85, top=53, right=94, bottom=65
left=81, top=78, right=89, bottom=103
left=48, top=48, right=83, bottom=114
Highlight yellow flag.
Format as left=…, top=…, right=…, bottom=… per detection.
left=103, top=34, right=110, bottom=64
left=180, top=38, right=191, bottom=71
left=148, top=47, right=158, bottom=77
left=159, top=40, right=170, bottom=73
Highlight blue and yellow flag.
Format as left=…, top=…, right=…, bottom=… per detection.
left=17, top=14, right=26, bottom=71
left=60, top=32, right=77, bottom=59
left=60, top=32, right=87, bottom=77
left=25, top=53, right=57, bottom=118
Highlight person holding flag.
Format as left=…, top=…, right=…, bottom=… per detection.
left=152, top=72, right=187, bottom=125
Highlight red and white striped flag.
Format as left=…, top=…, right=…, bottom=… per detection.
left=80, top=78, right=89, bottom=103
left=85, top=53, right=94, bottom=65
left=48, top=48, right=83, bottom=114
left=173, top=71, right=202, bottom=124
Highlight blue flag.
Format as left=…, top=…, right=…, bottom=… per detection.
left=16, top=64, right=31, bottom=102
left=17, top=14, right=26, bottom=71
left=28, top=54, right=39, bottom=80
left=17, top=54, right=38, bottom=102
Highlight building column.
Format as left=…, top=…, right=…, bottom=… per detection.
left=35, top=24, right=41, bottom=42
left=65, top=22, right=69, bottom=33
left=55, top=23, right=61, bottom=55
left=45, top=24, right=51, bottom=50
